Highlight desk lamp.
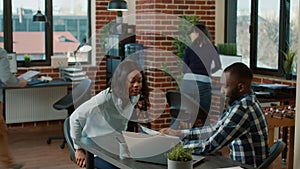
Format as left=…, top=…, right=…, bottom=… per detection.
left=73, top=43, right=92, bottom=67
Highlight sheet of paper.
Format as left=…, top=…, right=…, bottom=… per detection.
left=18, top=70, right=40, bottom=80
left=122, top=131, right=181, bottom=158
left=139, top=125, right=160, bottom=135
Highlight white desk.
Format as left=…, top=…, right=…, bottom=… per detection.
left=1, top=80, right=72, bottom=124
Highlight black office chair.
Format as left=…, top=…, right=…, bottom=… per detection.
left=63, top=116, right=76, bottom=162
left=47, top=79, right=92, bottom=149
left=257, top=141, right=286, bottom=169
left=166, top=90, right=208, bottom=128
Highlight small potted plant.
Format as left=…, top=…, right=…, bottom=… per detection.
left=281, top=44, right=296, bottom=80
left=24, top=54, right=31, bottom=67
left=166, top=144, right=193, bottom=169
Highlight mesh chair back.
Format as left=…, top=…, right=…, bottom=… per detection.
left=53, top=79, right=92, bottom=114
left=166, top=90, right=208, bottom=124
left=64, top=117, right=76, bottom=162
left=257, top=141, right=286, bottom=169
left=72, top=79, right=92, bottom=109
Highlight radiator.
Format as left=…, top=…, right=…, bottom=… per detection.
left=5, top=86, right=68, bottom=124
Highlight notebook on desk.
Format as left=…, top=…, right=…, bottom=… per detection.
left=18, top=70, right=40, bottom=81
left=122, top=131, right=205, bottom=166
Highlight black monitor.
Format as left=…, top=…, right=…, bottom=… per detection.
left=7, top=53, right=17, bottom=73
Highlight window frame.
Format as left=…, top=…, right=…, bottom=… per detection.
left=226, top=0, right=292, bottom=77
left=2, top=0, right=91, bottom=67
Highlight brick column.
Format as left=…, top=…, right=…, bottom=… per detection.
left=135, top=0, right=217, bottom=130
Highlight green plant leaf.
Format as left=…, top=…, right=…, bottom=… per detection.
left=166, top=144, right=193, bottom=162
left=281, top=43, right=297, bottom=74
left=173, top=15, right=200, bottom=59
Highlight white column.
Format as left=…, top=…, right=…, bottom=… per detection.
left=215, top=0, right=225, bottom=44
left=293, top=1, right=300, bottom=168
left=123, top=0, right=136, bottom=25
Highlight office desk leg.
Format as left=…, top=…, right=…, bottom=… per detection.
left=282, top=127, right=288, bottom=163
left=288, top=127, right=294, bottom=169
left=86, top=151, right=94, bottom=169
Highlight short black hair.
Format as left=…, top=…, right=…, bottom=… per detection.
left=224, top=62, right=253, bottom=83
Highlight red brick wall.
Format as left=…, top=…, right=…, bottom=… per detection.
left=135, top=0, right=217, bottom=130
left=11, top=1, right=297, bottom=130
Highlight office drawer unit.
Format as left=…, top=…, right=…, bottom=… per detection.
left=4, top=86, right=68, bottom=124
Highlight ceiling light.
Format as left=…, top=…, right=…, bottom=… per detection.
left=33, top=10, right=46, bottom=22
left=107, top=0, right=128, bottom=11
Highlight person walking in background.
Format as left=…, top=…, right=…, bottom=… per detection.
left=0, top=48, right=26, bottom=169
left=161, top=63, right=269, bottom=168
left=181, top=23, right=222, bottom=112
left=172, top=23, right=221, bottom=129
left=70, top=60, right=149, bottom=169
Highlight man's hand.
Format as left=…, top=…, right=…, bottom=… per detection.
left=19, top=78, right=27, bottom=87
left=159, top=128, right=182, bottom=138
left=75, top=149, right=86, bottom=167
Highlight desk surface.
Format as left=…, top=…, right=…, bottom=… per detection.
left=76, top=135, right=254, bottom=169
left=0, top=79, right=73, bottom=89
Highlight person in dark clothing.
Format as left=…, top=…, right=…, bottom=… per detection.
left=172, top=23, right=221, bottom=129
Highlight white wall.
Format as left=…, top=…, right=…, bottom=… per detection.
left=123, top=0, right=136, bottom=25
left=293, top=1, right=300, bottom=168
left=215, top=0, right=225, bottom=44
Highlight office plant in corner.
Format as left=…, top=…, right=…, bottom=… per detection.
left=281, top=44, right=296, bottom=80
left=166, top=144, right=193, bottom=169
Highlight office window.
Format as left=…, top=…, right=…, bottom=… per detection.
left=2, top=0, right=91, bottom=66
left=228, top=0, right=299, bottom=76
left=237, top=0, right=251, bottom=66
left=257, top=0, right=280, bottom=69
left=0, top=0, right=3, bottom=48
left=53, top=0, right=90, bottom=63
left=12, top=0, right=46, bottom=62
left=290, top=0, right=299, bottom=76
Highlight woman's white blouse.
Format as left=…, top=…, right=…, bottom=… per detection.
left=70, top=88, right=139, bottom=149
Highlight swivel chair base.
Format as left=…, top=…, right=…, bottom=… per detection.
left=47, top=136, right=66, bottom=149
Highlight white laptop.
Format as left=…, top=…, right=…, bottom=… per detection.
left=122, top=131, right=205, bottom=166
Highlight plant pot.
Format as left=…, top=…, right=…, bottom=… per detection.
left=284, top=73, right=292, bottom=80
left=24, top=60, right=31, bottom=67
left=167, top=159, right=192, bottom=169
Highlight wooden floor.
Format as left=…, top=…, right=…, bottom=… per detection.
left=7, top=125, right=81, bottom=169
left=7, top=125, right=289, bottom=169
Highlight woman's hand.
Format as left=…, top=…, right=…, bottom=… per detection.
left=19, top=78, right=27, bottom=87
left=75, top=149, right=86, bottom=167
left=159, top=128, right=182, bottom=138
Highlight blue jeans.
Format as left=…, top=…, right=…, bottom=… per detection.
left=170, top=79, right=211, bottom=129
left=180, top=79, right=211, bottom=112
left=94, top=157, right=119, bottom=169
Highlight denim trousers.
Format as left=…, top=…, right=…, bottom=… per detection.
left=0, top=102, right=14, bottom=168
left=170, top=79, right=212, bottom=129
